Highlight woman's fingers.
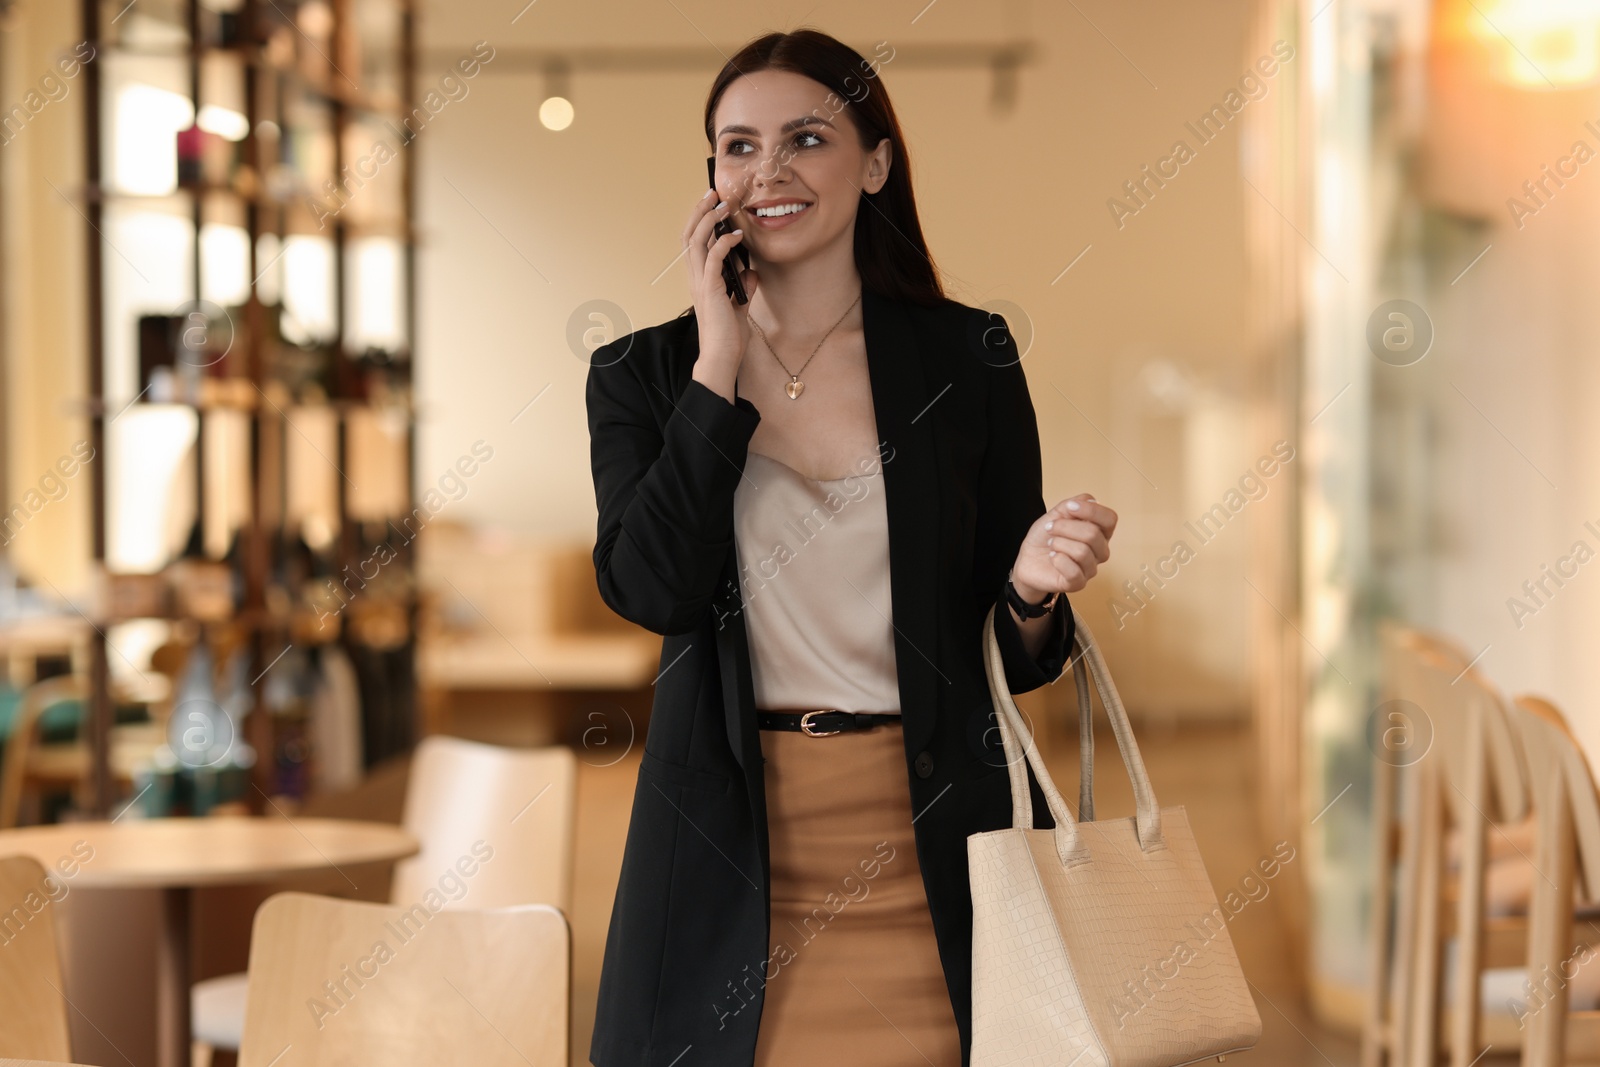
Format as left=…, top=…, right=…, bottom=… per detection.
left=1051, top=531, right=1109, bottom=567
left=684, top=193, right=733, bottom=279
left=682, top=188, right=716, bottom=247
left=1045, top=552, right=1087, bottom=592
left=1041, top=516, right=1109, bottom=564
left=1050, top=494, right=1117, bottom=539
left=702, top=230, right=745, bottom=291
left=682, top=191, right=713, bottom=267
left=1048, top=536, right=1098, bottom=580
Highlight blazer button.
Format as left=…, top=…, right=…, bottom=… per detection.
left=914, top=750, right=935, bottom=779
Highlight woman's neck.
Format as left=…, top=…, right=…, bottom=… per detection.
left=746, top=239, right=863, bottom=336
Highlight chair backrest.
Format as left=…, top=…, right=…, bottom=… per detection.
left=0, top=855, right=73, bottom=1060
left=1512, top=695, right=1600, bottom=902
left=390, top=736, right=575, bottom=913
left=0, top=677, right=86, bottom=830
left=1379, top=621, right=1473, bottom=698
left=237, top=892, right=569, bottom=1067
left=1378, top=623, right=1482, bottom=779
left=1407, top=645, right=1530, bottom=824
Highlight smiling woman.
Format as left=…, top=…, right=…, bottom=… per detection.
left=694, top=35, right=936, bottom=317
left=587, top=26, right=1116, bottom=1067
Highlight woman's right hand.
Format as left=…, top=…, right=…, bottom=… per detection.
left=683, top=188, right=758, bottom=395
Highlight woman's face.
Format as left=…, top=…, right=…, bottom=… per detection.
left=710, top=69, right=891, bottom=268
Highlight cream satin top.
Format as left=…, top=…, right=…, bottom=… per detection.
left=731, top=450, right=901, bottom=713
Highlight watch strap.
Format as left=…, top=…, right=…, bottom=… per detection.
left=1005, top=573, right=1058, bottom=619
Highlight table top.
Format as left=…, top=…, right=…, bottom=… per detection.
left=0, top=816, right=418, bottom=888
left=419, top=630, right=661, bottom=689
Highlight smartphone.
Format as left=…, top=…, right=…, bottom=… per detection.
left=707, top=155, right=750, bottom=305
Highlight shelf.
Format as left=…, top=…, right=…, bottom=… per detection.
left=101, top=40, right=406, bottom=117
left=81, top=0, right=422, bottom=817
left=84, top=187, right=414, bottom=240
left=419, top=632, right=665, bottom=691
left=99, top=600, right=415, bottom=632
left=75, top=393, right=418, bottom=419
left=88, top=181, right=289, bottom=209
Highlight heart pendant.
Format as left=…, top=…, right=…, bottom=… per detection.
left=786, top=379, right=804, bottom=399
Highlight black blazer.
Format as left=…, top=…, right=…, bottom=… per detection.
left=585, top=287, right=1073, bottom=1067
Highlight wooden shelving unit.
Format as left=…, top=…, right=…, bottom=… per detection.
left=78, top=0, right=419, bottom=817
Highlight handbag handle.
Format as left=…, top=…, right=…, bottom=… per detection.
left=982, top=602, right=1165, bottom=866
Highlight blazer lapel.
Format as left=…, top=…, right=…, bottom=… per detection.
left=715, top=290, right=945, bottom=773
left=861, top=290, right=943, bottom=758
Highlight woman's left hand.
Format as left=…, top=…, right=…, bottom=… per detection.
left=1010, top=493, right=1118, bottom=602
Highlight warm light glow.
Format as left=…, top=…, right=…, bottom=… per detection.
left=114, top=84, right=193, bottom=194
left=347, top=237, right=405, bottom=350
left=108, top=405, right=199, bottom=573
left=200, top=224, right=250, bottom=306
left=197, top=104, right=250, bottom=141
left=1469, top=0, right=1600, bottom=87
left=540, top=96, right=575, bottom=131
left=280, top=236, right=336, bottom=344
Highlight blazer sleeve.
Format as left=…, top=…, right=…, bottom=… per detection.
left=971, top=309, right=1075, bottom=694
left=587, top=341, right=761, bottom=635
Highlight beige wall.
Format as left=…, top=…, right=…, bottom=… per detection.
left=0, top=0, right=1281, bottom=718
left=1, top=0, right=92, bottom=597
left=414, top=0, right=1274, bottom=720
left=1412, top=26, right=1600, bottom=769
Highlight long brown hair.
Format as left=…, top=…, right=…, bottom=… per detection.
left=700, top=29, right=951, bottom=309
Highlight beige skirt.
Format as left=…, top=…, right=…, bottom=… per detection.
left=753, top=719, right=963, bottom=1066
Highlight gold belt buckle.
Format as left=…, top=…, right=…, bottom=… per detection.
left=799, top=710, right=842, bottom=737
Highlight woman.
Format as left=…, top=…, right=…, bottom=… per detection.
left=585, top=29, right=1117, bottom=1067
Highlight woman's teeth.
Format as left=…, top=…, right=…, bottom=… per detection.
left=754, top=203, right=810, bottom=217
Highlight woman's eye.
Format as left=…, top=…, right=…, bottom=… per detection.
left=725, top=140, right=752, bottom=156
left=795, top=131, right=823, bottom=148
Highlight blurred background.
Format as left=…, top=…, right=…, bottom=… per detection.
left=2, top=0, right=1598, bottom=1064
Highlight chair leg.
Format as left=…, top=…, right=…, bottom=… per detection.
left=1408, top=761, right=1445, bottom=1067
left=1448, top=732, right=1489, bottom=1067
left=1523, top=773, right=1575, bottom=1067
left=1364, top=758, right=1399, bottom=1067
left=1392, top=762, right=1425, bottom=1066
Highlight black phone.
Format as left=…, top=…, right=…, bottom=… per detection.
left=707, top=155, right=750, bottom=305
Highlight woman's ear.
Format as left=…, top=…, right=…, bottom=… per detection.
left=864, top=136, right=893, bottom=195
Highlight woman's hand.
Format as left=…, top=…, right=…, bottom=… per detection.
left=1010, top=493, right=1118, bottom=603
left=683, top=187, right=760, bottom=396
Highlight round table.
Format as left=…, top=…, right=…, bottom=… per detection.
left=0, top=816, right=419, bottom=1067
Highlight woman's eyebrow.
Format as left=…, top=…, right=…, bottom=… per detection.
left=716, top=115, right=837, bottom=138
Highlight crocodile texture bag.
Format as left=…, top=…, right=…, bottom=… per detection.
left=969, top=603, right=1262, bottom=1066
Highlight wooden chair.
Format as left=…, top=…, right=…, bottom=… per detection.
left=1421, top=651, right=1540, bottom=1066
left=1368, top=628, right=1536, bottom=1067
left=1365, top=624, right=1473, bottom=1067
left=237, top=892, right=569, bottom=1066
left=194, top=737, right=577, bottom=1053
left=390, top=735, right=576, bottom=913
left=0, top=677, right=90, bottom=828
left=0, top=674, right=168, bottom=829
left=0, top=855, right=73, bottom=1059
left=1508, top=695, right=1600, bottom=1067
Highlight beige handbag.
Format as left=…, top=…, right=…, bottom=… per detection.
left=969, top=603, right=1263, bottom=1066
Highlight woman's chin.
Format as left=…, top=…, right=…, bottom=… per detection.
left=744, top=239, right=830, bottom=269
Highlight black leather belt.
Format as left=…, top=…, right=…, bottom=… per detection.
left=756, top=709, right=903, bottom=737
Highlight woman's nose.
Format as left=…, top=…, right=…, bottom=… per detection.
left=753, top=149, right=791, bottom=184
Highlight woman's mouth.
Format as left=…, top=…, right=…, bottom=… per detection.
left=747, top=201, right=813, bottom=229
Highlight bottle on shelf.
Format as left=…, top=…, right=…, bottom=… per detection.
left=262, top=645, right=314, bottom=802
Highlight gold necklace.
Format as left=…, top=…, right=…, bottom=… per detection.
left=748, top=292, right=862, bottom=400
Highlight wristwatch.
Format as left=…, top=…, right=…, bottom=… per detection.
left=1005, top=569, right=1059, bottom=619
